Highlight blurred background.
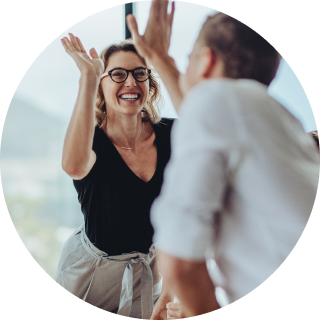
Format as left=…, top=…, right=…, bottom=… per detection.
left=0, top=1, right=317, bottom=280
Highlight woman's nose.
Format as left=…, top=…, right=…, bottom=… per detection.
left=125, top=72, right=136, bottom=86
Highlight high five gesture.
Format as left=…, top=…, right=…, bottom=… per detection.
left=61, top=33, right=104, bottom=78
left=127, top=0, right=183, bottom=111
left=126, top=0, right=174, bottom=61
left=61, top=34, right=100, bottom=180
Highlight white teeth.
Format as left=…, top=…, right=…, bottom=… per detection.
left=120, top=94, right=139, bottom=100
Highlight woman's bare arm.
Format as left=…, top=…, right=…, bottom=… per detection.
left=62, top=73, right=98, bottom=179
left=61, top=34, right=104, bottom=179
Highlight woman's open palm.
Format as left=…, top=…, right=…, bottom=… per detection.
left=61, top=33, right=104, bottom=78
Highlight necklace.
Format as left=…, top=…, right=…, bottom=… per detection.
left=105, top=121, right=144, bottom=150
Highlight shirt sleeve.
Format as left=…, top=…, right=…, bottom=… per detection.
left=151, top=80, right=242, bottom=260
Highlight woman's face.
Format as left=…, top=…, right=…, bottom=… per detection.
left=101, top=51, right=150, bottom=117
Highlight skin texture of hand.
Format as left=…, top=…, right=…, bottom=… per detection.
left=151, top=300, right=186, bottom=320
left=158, top=250, right=221, bottom=317
left=151, top=300, right=169, bottom=320
left=126, top=0, right=174, bottom=61
left=61, top=33, right=104, bottom=78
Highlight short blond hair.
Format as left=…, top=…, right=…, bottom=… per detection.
left=95, top=39, right=162, bottom=127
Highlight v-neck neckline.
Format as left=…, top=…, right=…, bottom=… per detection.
left=100, top=124, right=160, bottom=184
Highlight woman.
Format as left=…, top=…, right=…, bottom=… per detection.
left=54, top=33, right=175, bottom=319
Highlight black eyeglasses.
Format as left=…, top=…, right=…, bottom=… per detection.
left=101, top=67, right=151, bottom=83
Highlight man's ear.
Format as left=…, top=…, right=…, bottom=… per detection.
left=198, top=47, right=225, bottom=79
left=198, top=47, right=216, bottom=79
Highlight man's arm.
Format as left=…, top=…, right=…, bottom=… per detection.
left=151, top=275, right=175, bottom=320
left=150, top=82, right=238, bottom=316
left=159, top=251, right=220, bottom=317
left=148, top=54, right=182, bottom=110
left=127, top=0, right=184, bottom=111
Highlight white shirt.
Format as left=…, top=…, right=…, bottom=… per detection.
left=151, top=79, right=319, bottom=303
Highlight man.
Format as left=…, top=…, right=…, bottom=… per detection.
left=309, top=131, right=319, bottom=152
left=127, top=1, right=319, bottom=317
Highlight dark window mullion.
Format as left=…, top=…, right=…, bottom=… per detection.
left=125, top=3, right=133, bottom=39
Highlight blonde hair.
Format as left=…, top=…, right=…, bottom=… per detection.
left=95, top=39, right=162, bottom=127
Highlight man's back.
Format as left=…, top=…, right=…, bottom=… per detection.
left=151, top=79, right=319, bottom=302
left=212, top=80, right=318, bottom=301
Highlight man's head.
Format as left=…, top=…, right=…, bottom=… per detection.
left=180, top=13, right=282, bottom=94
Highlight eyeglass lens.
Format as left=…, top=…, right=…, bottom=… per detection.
left=110, top=68, right=149, bottom=83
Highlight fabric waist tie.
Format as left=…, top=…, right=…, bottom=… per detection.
left=117, top=257, right=154, bottom=319
left=79, top=225, right=107, bottom=301
left=79, top=225, right=155, bottom=318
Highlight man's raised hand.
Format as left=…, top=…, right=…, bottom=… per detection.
left=61, top=34, right=104, bottom=78
left=126, top=0, right=175, bottom=62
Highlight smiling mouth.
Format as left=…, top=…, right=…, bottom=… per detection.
left=119, top=93, right=141, bottom=101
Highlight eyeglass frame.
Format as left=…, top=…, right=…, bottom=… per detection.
left=101, top=67, right=152, bottom=83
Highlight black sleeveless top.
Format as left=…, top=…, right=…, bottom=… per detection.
left=73, top=118, right=175, bottom=256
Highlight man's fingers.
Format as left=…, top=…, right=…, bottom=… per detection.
left=167, top=309, right=181, bottom=319
left=152, top=0, right=169, bottom=24
left=126, top=14, right=140, bottom=40
left=127, top=14, right=145, bottom=49
left=168, top=1, right=175, bottom=29
left=166, top=302, right=181, bottom=311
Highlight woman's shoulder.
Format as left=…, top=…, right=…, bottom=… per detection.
left=92, top=125, right=112, bottom=154
left=153, top=118, right=177, bottom=132
left=93, top=125, right=108, bottom=142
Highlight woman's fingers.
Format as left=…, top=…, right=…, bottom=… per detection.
left=61, top=34, right=88, bottom=58
left=89, top=48, right=99, bottom=59
left=60, top=34, right=102, bottom=75
left=69, top=33, right=81, bottom=52
left=61, top=38, right=68, bottom=51
left=61, top=37, right=75, bottom=54
left=76, top=37, right=86, bottom=53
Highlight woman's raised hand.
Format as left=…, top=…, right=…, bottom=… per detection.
left=61, top=33, right=104, bottom=78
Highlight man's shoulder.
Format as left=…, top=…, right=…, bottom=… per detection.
left=182, top=79, right=273, bottom=116
left=187, top=78, right=268, bottom=100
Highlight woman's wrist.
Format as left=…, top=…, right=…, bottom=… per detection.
left=79, top=72, right=100, bottom=87
left=80, top=70, right=100, bottom=82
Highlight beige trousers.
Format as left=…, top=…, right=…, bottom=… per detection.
left=55, top=225, right=162, bottom=319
